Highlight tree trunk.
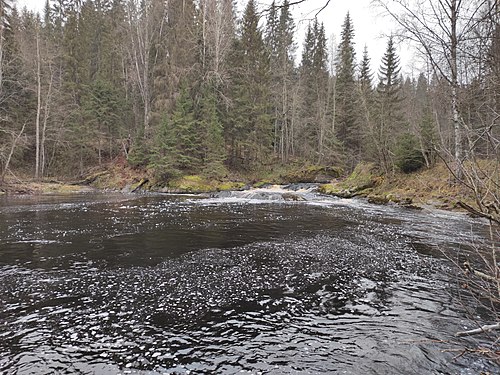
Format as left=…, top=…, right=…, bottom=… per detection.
left=35, top=28, right=42, bottom=180
left=1, top=123, right=27, bottom=184
left=0, top=2, right=4, bottom=100
left=41, top=64, right=54, bottom=177
left=450, top=0, right=462, bottom=180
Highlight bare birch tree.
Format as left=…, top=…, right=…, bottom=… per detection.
left=372, top=0, right=496, bottom=179
left=125, top=0, right=166, bottom=138
left=200, top=0, right=234, bottom=85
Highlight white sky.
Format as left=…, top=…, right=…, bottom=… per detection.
left=16, top=0, right=418, bottom=77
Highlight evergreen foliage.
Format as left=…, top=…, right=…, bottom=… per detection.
left=374, top=35, right=403, bottom=172
left=0, top=0, right=496, bottom=182
left=357, top=46, right=375, bottom=161
left=226, top=0, right=272, bottom=169
left=266, top=0, right=295, bottom=161
left=299, top=19, right=330, bottom=162
left=358, top=46, right=373, bottom=92
left=197, top=82, right=226, bottom=178
left=335, top=13, right=358, bottom=155
left=152, top=85, right=200, bottom=178
left=394, top=133, right=425, bottom=173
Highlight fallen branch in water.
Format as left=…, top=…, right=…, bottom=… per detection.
left=463, top=261, right=499, bottom=283
left=456, top=201, right=500, bottom=225
left=456, top=322, right=500, bottom=337
left=442, top=346, right=500, bottom=363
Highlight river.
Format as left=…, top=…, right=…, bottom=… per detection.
left=0, top=187, right=498, bottom=374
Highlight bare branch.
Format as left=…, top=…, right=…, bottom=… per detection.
left=456, top=322, right=500, bottom=337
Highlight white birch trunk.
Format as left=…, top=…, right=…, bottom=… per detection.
left=35, top=28, right=41, bottom=180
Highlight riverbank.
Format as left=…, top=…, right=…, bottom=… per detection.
left=318, top=162, right=474, bottom=211
left=0, top=161, right=475, bottom=213
left=1, top=160, right=341, bottom=195
left=0, top=180, right=96, bottom=195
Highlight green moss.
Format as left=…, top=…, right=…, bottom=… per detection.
left=167, top=175, right=245, bottom=193
left=318, top=183, right=339, bottom=195
left=130, top=178, right=149, bottom=192
left=23, top=182, right=94, bottom=195
left=340, top=162, right=378, bottom=190
left=216, top=181, right=246, bottom=191
left=318, top=163, right=381, bottom=198
left=183, top=175, right=204, bottom=183
left=168, top=175, right=211, bottom=192
left=253, top=180, right=272, bottom=188
left=318, top=183, right=356, bottom=198
left=367, top=194, right=390, bottom=205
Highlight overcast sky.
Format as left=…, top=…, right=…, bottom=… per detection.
left=16, top=0, right=417, bottom=76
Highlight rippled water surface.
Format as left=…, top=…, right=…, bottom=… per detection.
left=0, top=189, right=497, bottom=374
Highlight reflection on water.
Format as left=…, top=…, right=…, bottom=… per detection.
left=0, top=191, right=497, bottom=374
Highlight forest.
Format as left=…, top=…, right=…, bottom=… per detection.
left=0, top=0, right=498, bottom=193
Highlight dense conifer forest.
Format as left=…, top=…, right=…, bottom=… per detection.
left=0, top=0, right=498, bottom=192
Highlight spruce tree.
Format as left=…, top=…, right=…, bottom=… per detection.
left=377, top=36, right=401, bottom=109
left=225, top=0, right=272, bottom=168
left=265, top=0, right=279, bottom=55
left=357, top=46, right=375, bottom=161
left=0, top=1, right=32, bottom=181
left=335, top=12, right=358, bottom=159
left=153, top=85, right=200, bottom=177
left=375, top=35, right=403, bottom=172
left=358, top=46, right=373, bottom=93
left=197, top=82, right=226, bottom=177
left=265, top=0, right=295, bottom=161
left=82, top=79, right=125, bottom=164
left=299, top=19, right=331, bottom=163
left=152, top=0, right=197, bottom=125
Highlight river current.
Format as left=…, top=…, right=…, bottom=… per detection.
left=0, top=187, right=498, bottom=374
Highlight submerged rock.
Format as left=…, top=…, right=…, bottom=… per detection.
left=367, top=195, right=390, bottom=205
left=282, top=192, right=306, bottom=201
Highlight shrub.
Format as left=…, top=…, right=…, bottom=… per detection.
left=395, top=133, right=425, bottom=173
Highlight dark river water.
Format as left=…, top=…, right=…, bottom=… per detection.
left=0, top=187, right=498, bottom=374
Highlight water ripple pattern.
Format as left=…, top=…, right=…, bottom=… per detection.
left=0, top=191, right=497, bottom=374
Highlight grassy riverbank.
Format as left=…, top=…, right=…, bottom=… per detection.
left=318, top=162, right=474, bottom=211
left=0, top=180, right=95, bottom=195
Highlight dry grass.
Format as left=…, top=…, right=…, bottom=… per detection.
left=372, top=163, right=473, bottom=208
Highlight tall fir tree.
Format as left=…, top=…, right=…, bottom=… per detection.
left=153, top=84, right=200, bottom=177
left=299, top=19, right=331, bottom=163
left=265, top=0, right=279, bottom=55
left=265, top=0, right=295, bottom=161
left=374, top=35, right=403, bottom=172
left=357, top=45, right=375, bottom=160
left=225, top=0, right=272, bottom=168
left=335, top=12, right=358, bottom=161
left=0, top=1, right=33, bottom=180
left=358, top=46, right=372, bottom=93
left=197, top=82, right=226, bottom=177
